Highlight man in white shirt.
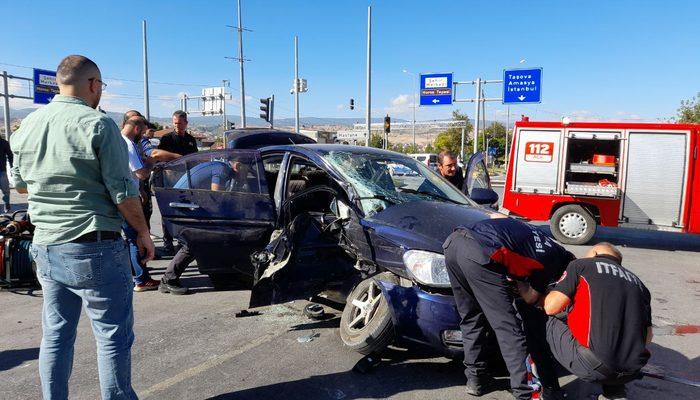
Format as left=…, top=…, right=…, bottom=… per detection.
left=121, top=117, right=160, bottom=291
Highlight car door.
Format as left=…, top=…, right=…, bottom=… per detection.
left=152, top=149, right=276, bottom=276
left=249, top=154, right=367, bottom=307
left=464, top=152, right=499, bottom=206
left=464, top=152, right=491, bottom=195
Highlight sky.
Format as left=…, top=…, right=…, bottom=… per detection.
left=2, top=0, right=699, bottom=124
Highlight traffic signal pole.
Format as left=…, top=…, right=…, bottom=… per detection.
left=294, top=36, right=300, bottom=134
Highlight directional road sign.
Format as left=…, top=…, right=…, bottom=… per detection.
left=420, top=72, right=453, bottom=106
left=503, top=68, right=542, bottom=104
left=33, top=68, right=59, bottom=105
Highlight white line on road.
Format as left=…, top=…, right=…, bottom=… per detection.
left=140, top=330, right=284, bottom=399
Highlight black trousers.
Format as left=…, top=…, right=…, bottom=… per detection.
left=163, top=244, right=195, bottom=283
left=444, top=231, right=540, bottom=400
left=546, top=317, right=636, bottom=389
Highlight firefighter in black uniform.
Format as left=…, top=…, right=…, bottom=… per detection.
left=544, top=243, right=652, bottom=400
left=443, top=217, right=575, bottom=400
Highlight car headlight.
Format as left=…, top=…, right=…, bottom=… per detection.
left=402, top=250, right=451, bottom=288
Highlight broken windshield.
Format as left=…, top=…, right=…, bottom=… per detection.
left=323, top=151, right=475, bottom=217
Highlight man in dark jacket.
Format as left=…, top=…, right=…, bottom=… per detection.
left=157, top=110, right=198, bottom=254
left=437, top=150, right=464, bottom=190
left=0, top=135, right=13, bottom=212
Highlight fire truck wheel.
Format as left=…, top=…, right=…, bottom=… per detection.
left=550, top=204, right=596, bottom=245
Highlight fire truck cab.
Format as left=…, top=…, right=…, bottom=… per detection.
left=501, top=118, right=700, bottom=244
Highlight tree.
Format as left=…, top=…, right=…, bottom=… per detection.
left=369, top=132, right=384, bottom=149
left=676, top=93, right=700, bottom=123
left=432, top=110, right=473, bottom=155
left=483, top=121, right=507, bottom=159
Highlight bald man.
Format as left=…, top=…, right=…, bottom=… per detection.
left=11, top=55, right=151, bottom=399
left=544, top=243, right=652, bottom=400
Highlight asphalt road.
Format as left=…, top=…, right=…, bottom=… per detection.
left=1, top=191, right=699, bottom=400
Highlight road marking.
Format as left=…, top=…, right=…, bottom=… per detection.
left=140, top=330, right=284, bottom=398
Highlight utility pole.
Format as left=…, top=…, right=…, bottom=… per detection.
left=402, top=69, right=418, bottom=149
left=1, top=72, right=10, bottom=140
left=365, top=5, right=372, bottom=147
left=222, top=79, right=228, bottom=147
left=505, top=105, right=511, bottom=170
left=236, top=0, right=246, bottom=128
left=460, top=126, right=466, bottom=163
left=473, top=78, right=481, bottom=154
left=482, top=87, right=486, bottom=152
left=294, top=36, right=300, bottom=134
left=142, top=20, right=150, bottom=120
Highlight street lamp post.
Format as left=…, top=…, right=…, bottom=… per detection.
left=402, top=69, right=417, bottom=149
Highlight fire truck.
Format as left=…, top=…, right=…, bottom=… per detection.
left=500, top=118, right=700, bottom=244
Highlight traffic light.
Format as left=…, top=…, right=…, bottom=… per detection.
left=350, top=98, right=355, bottom=110
left=384, top=115, right=391, bottom=134
left=260, top=97, right=271, bottom=122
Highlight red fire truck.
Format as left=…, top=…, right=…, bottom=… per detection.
left=500, top=118, right=700, bottom=244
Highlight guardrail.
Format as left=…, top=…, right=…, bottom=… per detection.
left=491, top=179, right=505, bottom=188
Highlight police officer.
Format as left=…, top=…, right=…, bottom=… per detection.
left=443, top=217, right=574, bottom=400
left=544, top=243, right=652, bottom=400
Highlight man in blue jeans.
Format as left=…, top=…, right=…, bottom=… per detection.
left=121, top=116, right=160, bottom=291
left=11, top=55, right=154, bottom=399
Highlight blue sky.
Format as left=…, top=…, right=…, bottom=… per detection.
left=2, top=0, right=698, bottom=124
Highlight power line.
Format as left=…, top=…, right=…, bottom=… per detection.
left=0, top=62, right=216, bottom=87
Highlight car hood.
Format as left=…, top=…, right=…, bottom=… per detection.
left=364, top=201, right=493, bottom=253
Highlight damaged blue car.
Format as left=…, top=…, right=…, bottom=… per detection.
left=153, top=144, right=500, bottom=357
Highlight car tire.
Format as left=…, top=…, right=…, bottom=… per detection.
left=550, top=204, right=596, bottom=245
left=339, top=272, right=397, bottom=355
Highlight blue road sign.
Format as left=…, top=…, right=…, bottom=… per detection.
left=488, top=146, right=498, bottom=156
left=503, top=68, right=542, bottom=104
left=419, top=73, right=453, bottom=106
left=33, top=68, right=59, bottom=105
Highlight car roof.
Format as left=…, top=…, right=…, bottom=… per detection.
left=226, top=128, right=316, bottom=149
left=260, top=143, right=409, bottom=157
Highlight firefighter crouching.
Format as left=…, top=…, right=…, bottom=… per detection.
left=544, top=243, right=652, bottom=400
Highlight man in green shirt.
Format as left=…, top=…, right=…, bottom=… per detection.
left=11, top=55, right=153, bottom=400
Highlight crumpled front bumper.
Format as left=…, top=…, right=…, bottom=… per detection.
left=375, top=279, right=463, bottom=358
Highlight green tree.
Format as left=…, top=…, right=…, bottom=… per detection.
left=676, top=92, right=700, bottom=123
left=369, top=132, right=384, bottom=148
left=483, top=121, right=507, bottom=159
left=432, top=110, right=473, bottom=155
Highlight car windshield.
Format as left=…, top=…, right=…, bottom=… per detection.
left=323, top=150, right=476, bottom=216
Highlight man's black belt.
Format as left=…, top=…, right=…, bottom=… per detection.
left=71, top=231, right=122, bottom=243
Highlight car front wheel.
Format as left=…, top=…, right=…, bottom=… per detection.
left=339, top=272, right=397, bottom=355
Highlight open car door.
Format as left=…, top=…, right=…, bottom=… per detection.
left=464, top=151, right=499, bottom=206
left=152, top=150, right=275, bottom=281
left=249, top=156, right=369, bottom=308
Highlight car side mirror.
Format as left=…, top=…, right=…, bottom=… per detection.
left=330, top=199, right=351, bottom=220
left=469, top=188, right=499, bottom=206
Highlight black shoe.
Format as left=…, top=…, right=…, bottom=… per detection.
left=159, top=279, right=188, bottom=295
left=599, top=384, right=627, bottom=400
left=162, top=243, right=176, bottom=256
left=543, top=386, right=568, bottom=400
left=465, top=376, right=495, bottom=396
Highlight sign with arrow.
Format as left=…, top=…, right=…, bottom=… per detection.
left=419, top=72, right=453, bottom=106
left=33, top=68, right=59, bottom=105
left=503, top=68, right=542, bottom=104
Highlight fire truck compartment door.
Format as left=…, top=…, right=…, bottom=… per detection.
left=622, top=132, right=688, bottom=227
left=566, top=130, right=622, bottom=140
left=513, top=129, right=562, bottom=194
